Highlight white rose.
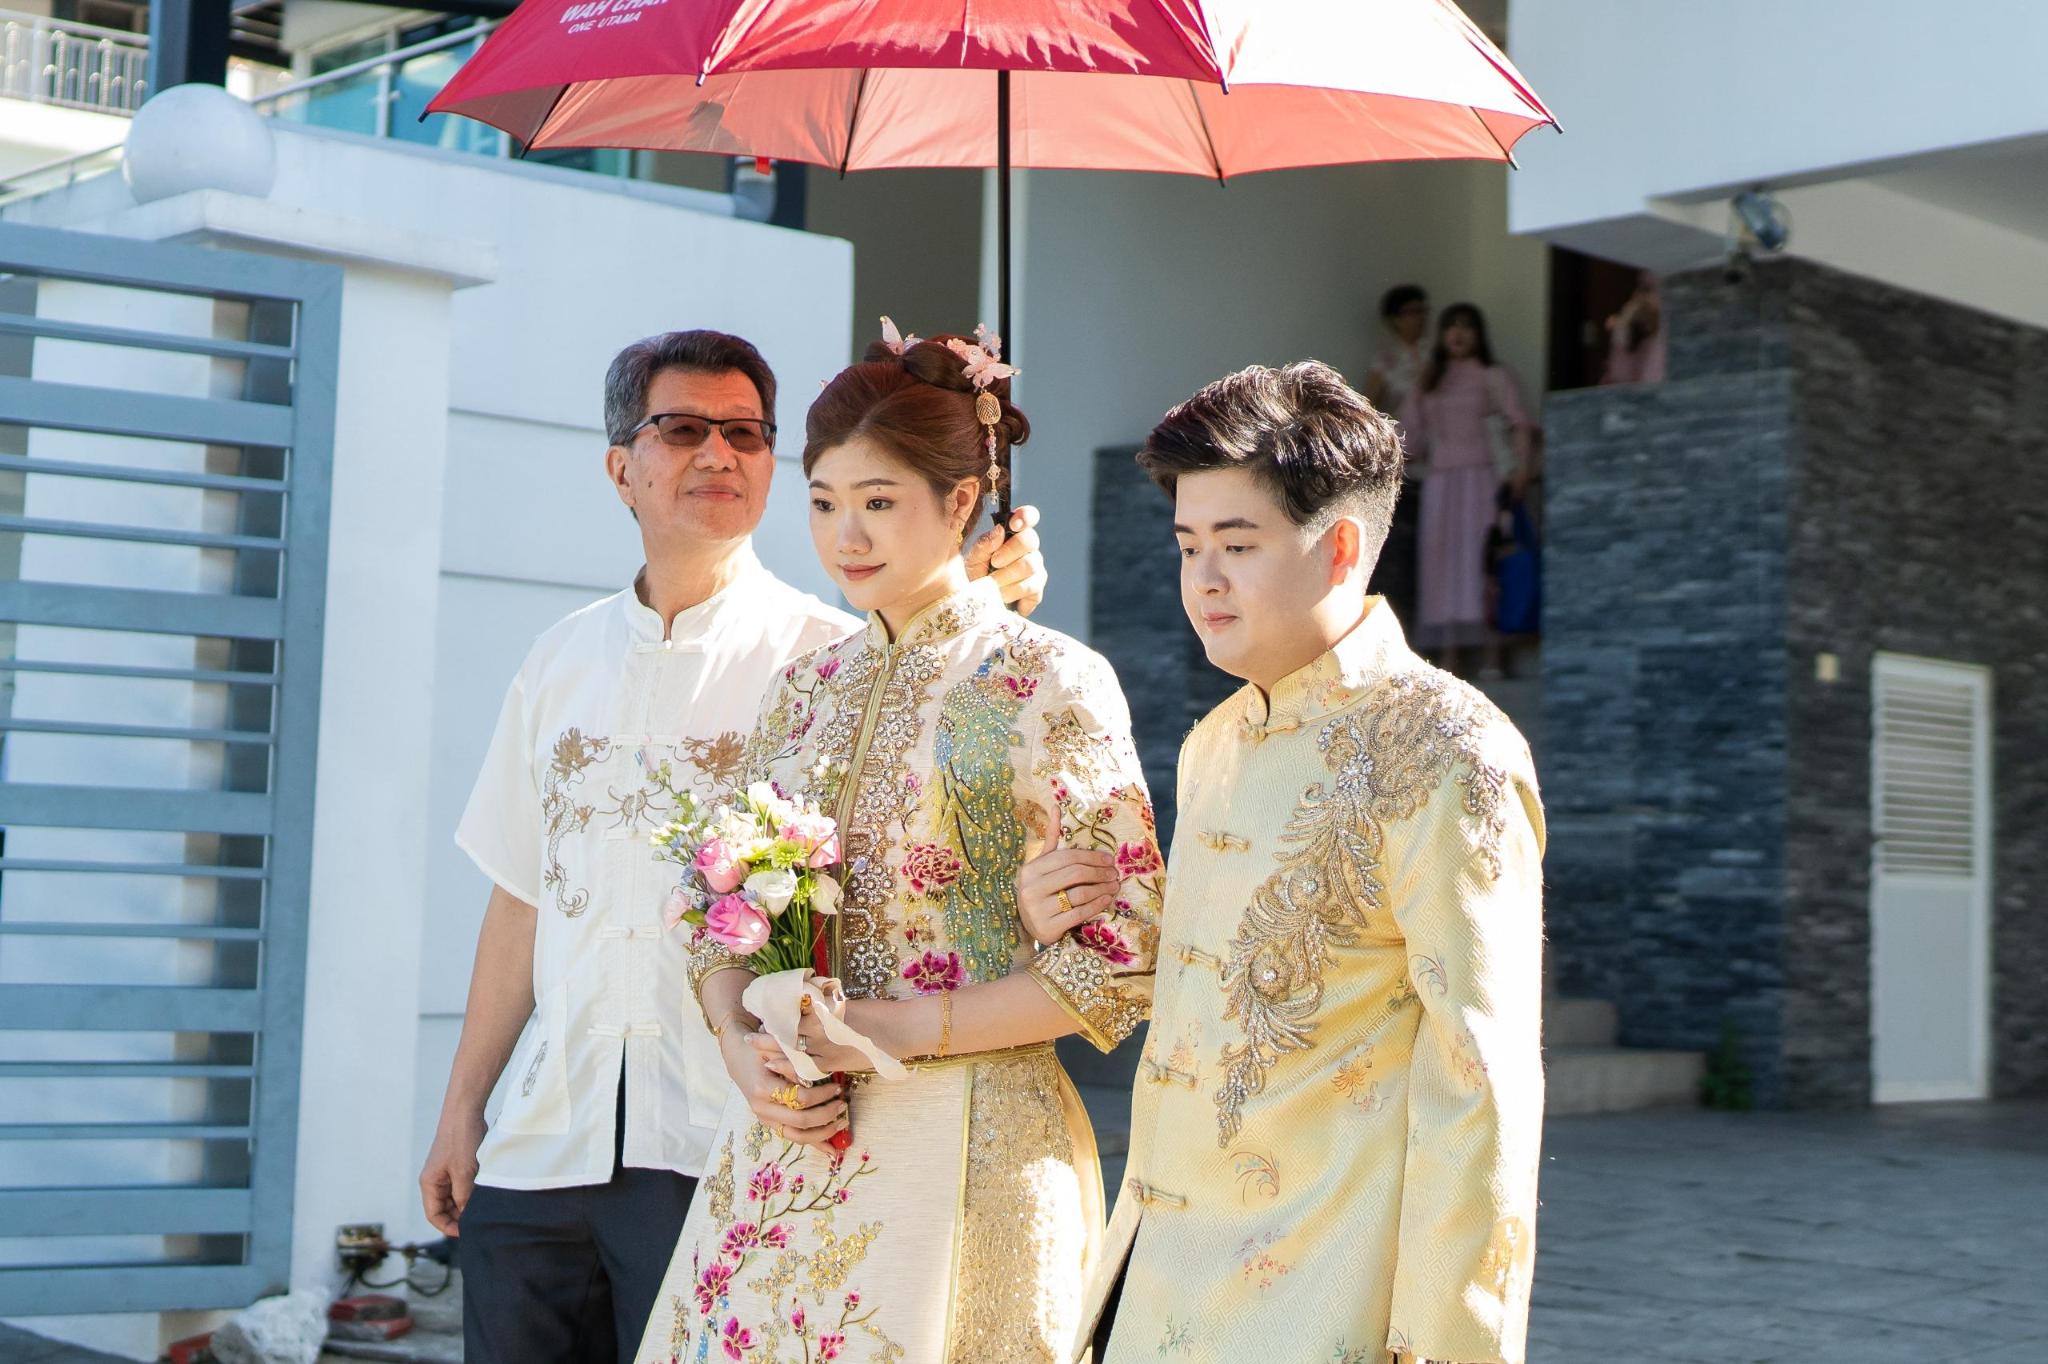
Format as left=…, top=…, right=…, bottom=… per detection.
left=715, top=808, right=757, bottom=846
left=745, top=867, right=799, bottom=917
left=808, top=873, right=842, bottom=916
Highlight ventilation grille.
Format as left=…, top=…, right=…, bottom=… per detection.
left=1873, top=669, right=1982, bottom=878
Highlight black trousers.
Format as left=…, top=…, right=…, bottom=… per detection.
left=459, top=1077, right=696, bottom=1364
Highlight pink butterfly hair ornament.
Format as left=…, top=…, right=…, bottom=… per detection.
left=944, top=332, right=1019, bottom=392
left=879, top=316, right=922, bottom=355
left=944, top=324, right=1020, bottom=507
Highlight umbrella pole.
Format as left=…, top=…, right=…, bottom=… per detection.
left=996, top=67, right=1014, bottom=523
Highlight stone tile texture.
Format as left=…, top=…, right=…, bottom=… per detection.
left=1542, top=257, right=2048, bottom=1106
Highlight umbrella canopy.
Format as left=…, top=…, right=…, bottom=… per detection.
left=428, top=0, right=1556, bottom=174
left=428, top=1, right=1556, bottom=517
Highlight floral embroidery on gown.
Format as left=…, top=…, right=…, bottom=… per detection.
left=638, top=578, right=1163, bottom=1364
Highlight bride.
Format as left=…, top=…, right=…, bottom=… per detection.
left=636, top=326, right=1163, bottom=1363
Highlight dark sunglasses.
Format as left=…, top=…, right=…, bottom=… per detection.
left=630, top=411, right=776, bottom=454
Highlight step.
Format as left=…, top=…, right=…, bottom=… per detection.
left=1544, top=1046, right=1705, bottom=1116
left=1544, top=997, right=1619, bottom=1049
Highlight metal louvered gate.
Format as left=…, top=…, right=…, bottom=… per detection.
left=0, top=222, right=338, bottom=1313
left=1869, top=652, right=1993, bottom=1104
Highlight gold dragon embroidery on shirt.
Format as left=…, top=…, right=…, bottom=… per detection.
left=1212, top=670, right=1512, bottom=1143
left=541, top=728, right=609, bottom=917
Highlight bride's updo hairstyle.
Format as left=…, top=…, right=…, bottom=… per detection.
left=802, top=333, right=1031, bottom=527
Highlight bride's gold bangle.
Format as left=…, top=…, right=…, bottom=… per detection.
left=937, top=991, right=954, bottom=1059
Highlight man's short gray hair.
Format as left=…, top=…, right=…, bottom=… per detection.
left=603, top=330, right=779, bottom=447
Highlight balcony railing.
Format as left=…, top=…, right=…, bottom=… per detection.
left=1, top=9, right=149, bottom=114
left=0, top=19, right=672, bottom=208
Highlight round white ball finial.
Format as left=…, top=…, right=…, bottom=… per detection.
left=123, top=83, right=278, bottom=205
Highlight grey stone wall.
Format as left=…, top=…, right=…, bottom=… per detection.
left=1087, top=446, right=1239, bottom=854
left=1777, top=261, right=2048, bottom=1103
left=1543, top=365, right=1794, bottom=1105
left=1543, top=256, right=2048, bottom=1107
left=1066, top=446, right=1236, bottom=1093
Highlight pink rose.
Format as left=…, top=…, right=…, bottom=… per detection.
left=1115, top=840, right=1163, bottom=879
left=704, top=895, right=770, bottom=955
left=662, top=884, right=703, bottom=932
left=783, top=812, right=840, bottom=868
left=694, top=837, right=745, bottom=893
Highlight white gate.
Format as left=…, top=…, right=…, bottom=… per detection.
left=1869, top=653, right=1992, bottom=1103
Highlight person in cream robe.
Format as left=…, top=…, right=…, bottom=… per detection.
left=1069, top=361, right=1545, bottom=1364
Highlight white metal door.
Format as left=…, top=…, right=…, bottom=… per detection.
left=1869, top=653, right=1992, bottom=1103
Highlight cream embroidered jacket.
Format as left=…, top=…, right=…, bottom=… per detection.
left=1091, top=601, right=1546, bottom=1364
left=456, top=547, right=852, bottom=1188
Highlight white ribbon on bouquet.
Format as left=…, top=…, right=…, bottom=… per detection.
left=741, top=968, right=907, bottom=1085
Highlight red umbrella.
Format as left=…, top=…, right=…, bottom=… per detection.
left=428, top=0, right=1556, bottom=510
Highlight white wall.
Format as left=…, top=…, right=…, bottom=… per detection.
left=2, top=120, right=852, bottom=1356
left=0, top=100, right=131, bottom=177
left=1507, top=0, right=2048, bottom=241
left=1009, top=159, right=1547, bottom=640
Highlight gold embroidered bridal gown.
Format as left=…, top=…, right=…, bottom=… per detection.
left=635, top=579, right=1162, bottom=1364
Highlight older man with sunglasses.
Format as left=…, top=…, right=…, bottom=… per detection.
left=419, top=331, right=1047, bottom=1364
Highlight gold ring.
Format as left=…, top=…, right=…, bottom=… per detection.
left=772, top=1083, right=803, bottom=1109
left=1056, top=889, right=1074, bottom=914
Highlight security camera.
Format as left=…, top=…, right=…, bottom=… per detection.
left=1732, top=190, right=1791, bottom=253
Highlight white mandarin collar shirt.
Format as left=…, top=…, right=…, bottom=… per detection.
left=457, top=545, right=855, bottom=1189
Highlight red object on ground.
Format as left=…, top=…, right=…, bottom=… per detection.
left=330, top=1294, right=410, bottom=1322
left=164, top=1334, right=216, bottom=1364
left=426, top=1, right=1555, bottom=175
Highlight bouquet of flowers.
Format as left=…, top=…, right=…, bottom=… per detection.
left=653, top=778, right=904, bottom=1148
left=652, top=779, right=843, bottom=977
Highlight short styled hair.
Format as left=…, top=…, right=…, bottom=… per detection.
left=1379, top=283, right=1428, bottom=319
left=1138, top=360, right=1402, bottom=551
left=603, top=330, right=779, bottom=447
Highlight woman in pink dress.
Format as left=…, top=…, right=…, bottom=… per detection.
left=1399, top=303, right=1535, bottom=677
